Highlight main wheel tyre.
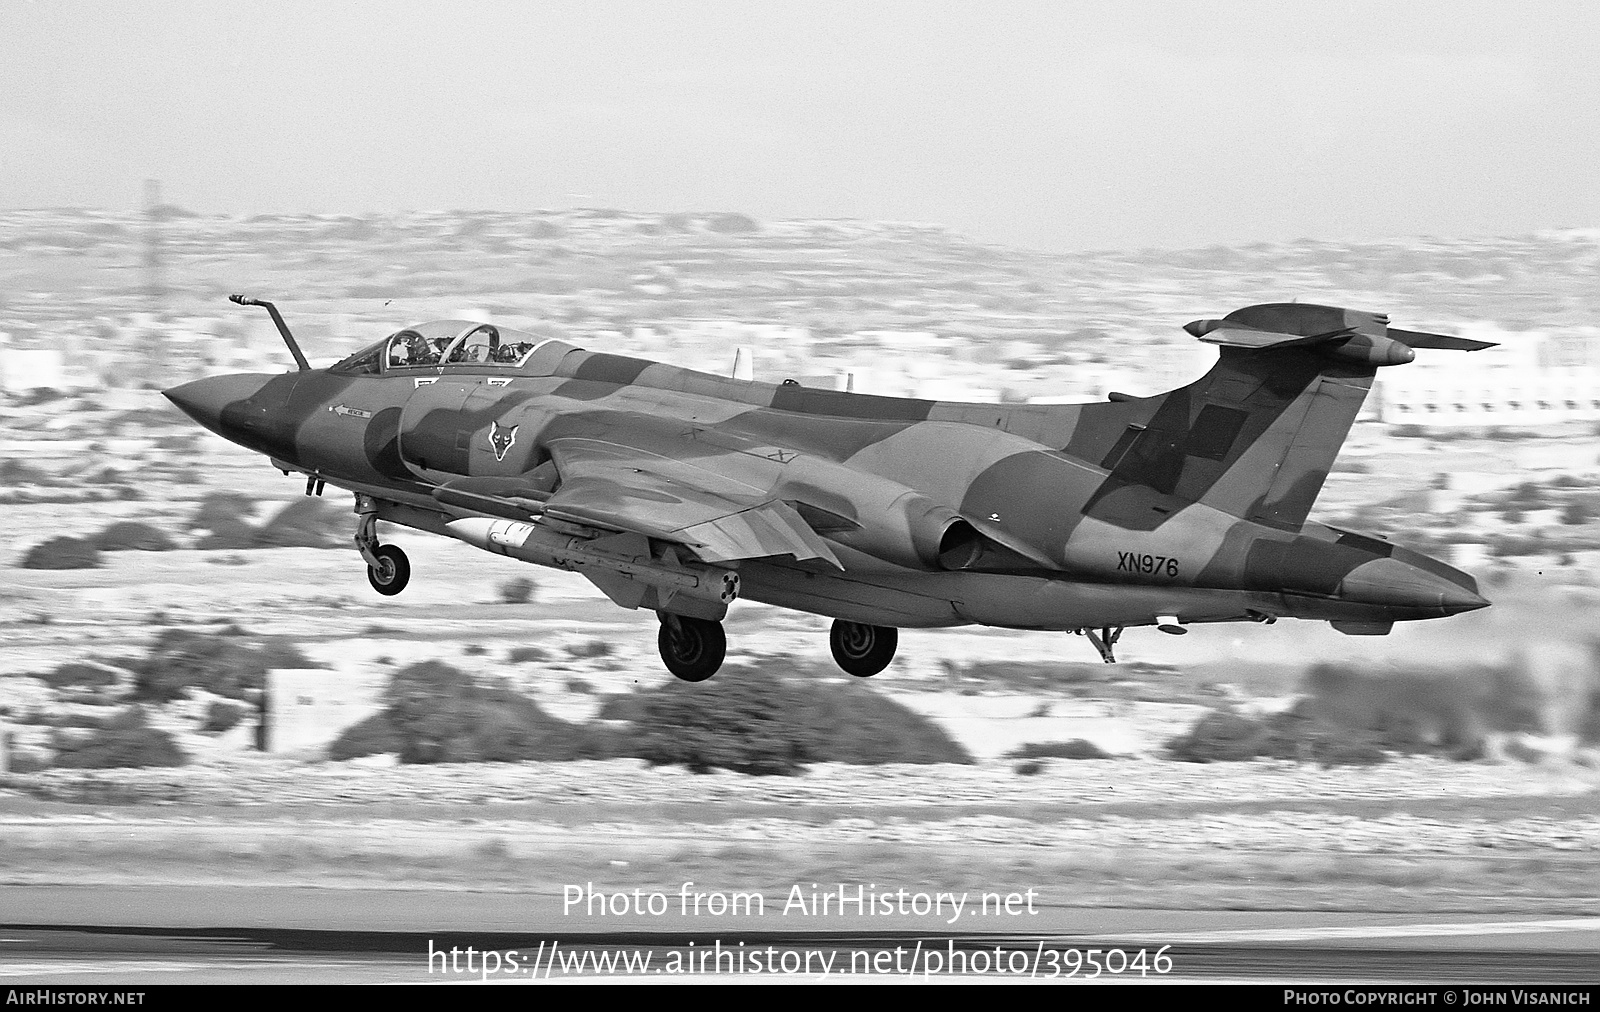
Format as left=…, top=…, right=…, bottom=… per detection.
left=657, top=616, right=726, bottom=682
left=830, top=620, right=898, bottom=677
left=366, top=544, right=410, bottom=596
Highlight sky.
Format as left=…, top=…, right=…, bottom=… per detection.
left=2, top=1, right=1598, bottom=252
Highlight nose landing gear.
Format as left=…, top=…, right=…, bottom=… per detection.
left=355, top=500, right=410, bottom=596
left=366, top=543, right=410, bottom=596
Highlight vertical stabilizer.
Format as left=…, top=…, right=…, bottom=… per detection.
left=1064, top=304, right=1492, bottom=531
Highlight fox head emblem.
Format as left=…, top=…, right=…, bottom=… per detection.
left=489, top=421, right=518, bottom=462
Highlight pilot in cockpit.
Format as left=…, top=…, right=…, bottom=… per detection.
left=389, top=331, right=441, bottom=367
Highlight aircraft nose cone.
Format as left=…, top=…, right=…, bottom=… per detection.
left=1338, top=558, right=1490, bottom=615
left=163, top=374, right=274, bottom=434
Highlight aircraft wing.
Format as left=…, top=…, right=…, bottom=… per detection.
left=541, top=436, right=844, bottom=568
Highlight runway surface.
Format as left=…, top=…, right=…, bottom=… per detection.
left=1, top=886, right=1597, bottom=983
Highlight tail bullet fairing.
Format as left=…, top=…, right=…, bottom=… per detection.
left=163, top=296, right=1492, bottom=679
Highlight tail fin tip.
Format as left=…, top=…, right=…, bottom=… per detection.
left=1184, top=302, right=1496, bottom=358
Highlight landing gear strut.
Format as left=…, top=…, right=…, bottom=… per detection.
left=829, top=620, right=898, bottom=677
left=1080, top=626, right=1123, bottom=664
left=657, top=612, right=726, bottom=682
left=355, top=501, right=410, bottom=596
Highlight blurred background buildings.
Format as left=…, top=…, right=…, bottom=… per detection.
left=2, top=200, right=1597, bottom=441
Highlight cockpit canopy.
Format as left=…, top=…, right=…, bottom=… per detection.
left=330, top=321, right=547, bottom=375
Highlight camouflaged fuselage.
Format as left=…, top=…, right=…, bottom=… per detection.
left=167, top=311, right=1488, bottom=635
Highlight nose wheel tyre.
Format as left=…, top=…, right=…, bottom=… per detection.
left=657, top=614, right=726, bottom=682
left=366, top=544, right=411, bottom=596
left=829, top=620, right=898, bottom=677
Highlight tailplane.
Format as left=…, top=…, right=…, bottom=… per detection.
left=1066, top=303, right=1493, bottom=531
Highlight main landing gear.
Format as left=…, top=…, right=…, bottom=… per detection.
left=355, top=506, right=410, bottom=596
left=657, top=613, right=726, bottom=682
left=829, top=620, right=898, bottom=677
left=653, top=615, right=902, bottom=682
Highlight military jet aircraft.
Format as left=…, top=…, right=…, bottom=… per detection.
left=165, top=295, right=1491, bottom=681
